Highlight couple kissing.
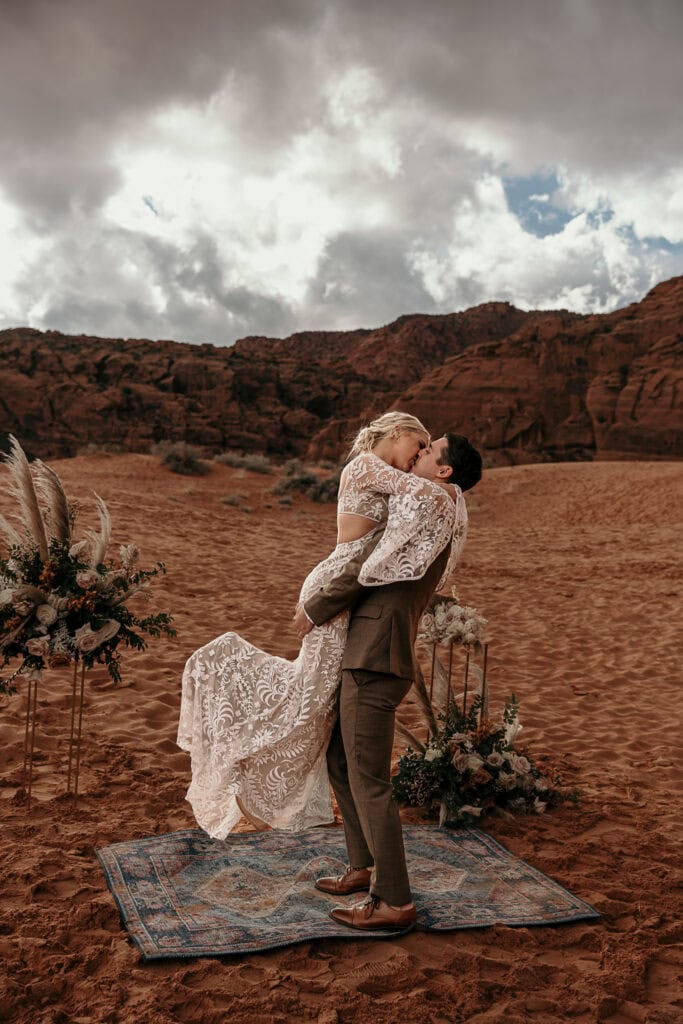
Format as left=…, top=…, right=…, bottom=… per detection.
left=177, top=411, right=482, bottom=932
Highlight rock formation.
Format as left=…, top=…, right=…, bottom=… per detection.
left=0, top=277, right=681, bottom=464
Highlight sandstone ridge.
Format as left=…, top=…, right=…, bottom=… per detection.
left=1, top=277, right=681, bottom=463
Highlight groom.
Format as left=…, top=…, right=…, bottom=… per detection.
left=294, top=433, right=482, bottom=932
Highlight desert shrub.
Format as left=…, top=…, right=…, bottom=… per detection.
left=271, top=466, right=341, bottom=503
left=214, top=451, right=273, bottom=474
left=76, top=442, right=125, bottom=456
left=153, top=441, right=210, bottom=476
left=278, top=495, right=293, bottom=507
left=222, top=493, right=247, bottom=507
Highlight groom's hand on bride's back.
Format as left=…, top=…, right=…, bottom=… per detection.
left=293, top=602, right=314, bottom=640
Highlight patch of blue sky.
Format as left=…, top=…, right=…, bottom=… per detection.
left=503, top=170, right=573, bottom=238
left=611, top=222, right=683, bottom=254
left=642, top=235, right=683, bottom=254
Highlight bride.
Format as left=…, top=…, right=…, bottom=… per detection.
left=177, top=412, right=466, bottom=839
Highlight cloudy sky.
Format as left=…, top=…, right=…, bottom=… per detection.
left=0, top=0, right=681, bottom=346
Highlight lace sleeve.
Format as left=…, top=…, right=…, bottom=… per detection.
left=341, top=452, right=455, bottom=505
left=359, top=486, right=468, bottom=590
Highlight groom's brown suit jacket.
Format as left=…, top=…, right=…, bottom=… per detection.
left=304, top=532, right=450, bottom=680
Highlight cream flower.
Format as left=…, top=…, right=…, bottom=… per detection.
left=35, top=604, right=58, bottom=627
left=466, top=753, right=484, bottom=772
left=486, top=751, right=505, bottom=768
left=424, top=747, right=442, bottom=763
left=510, top=754, right=531, bottom=775
left=452, top=752, right=470, bottom=773
left=76, top=570, right=101, bottom=590
left=75, top=619, right=121, bottom=652
left=26, top=636, right=50, bottom=658
left=0, top=589, right=13, bottom=608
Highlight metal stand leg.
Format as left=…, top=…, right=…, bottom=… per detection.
left=73, top=661, right=86, bottom=800
left=67, top=660, right=86, bottom=803
left=22, top=677, right=39, bottom=810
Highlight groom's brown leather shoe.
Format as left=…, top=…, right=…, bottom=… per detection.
left=329, top=895, right=416, bottom=932
left=314, top=866, right=373, bottom=895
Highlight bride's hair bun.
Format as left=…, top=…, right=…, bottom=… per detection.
left=348, top=412, right=429, bottom=458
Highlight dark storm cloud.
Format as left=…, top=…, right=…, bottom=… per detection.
left=0, top=0, right=322, bottom=220
left=0, top=0, right=681, bottom=343
left=305, top=229, right=439, bottom=330
left=335, top=0, right=683, bottom=173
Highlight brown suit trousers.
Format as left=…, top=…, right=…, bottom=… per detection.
left=306, top=539, right=450, bottom=905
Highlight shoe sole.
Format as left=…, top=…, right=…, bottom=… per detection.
left=328, top=912, right=416, bottom=934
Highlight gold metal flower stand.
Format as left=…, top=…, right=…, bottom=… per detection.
left=424, top=640, right=490, bottom=738
left=22, top=658, right=87, bottom=810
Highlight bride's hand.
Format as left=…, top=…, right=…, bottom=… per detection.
left=293, top=602, right=314, bottom=640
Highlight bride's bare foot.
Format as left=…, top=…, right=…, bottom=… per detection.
left=236, top=796, right=270, bottom=832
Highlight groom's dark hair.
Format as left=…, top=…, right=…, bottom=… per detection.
left=439, top=433, right=482, bottom=492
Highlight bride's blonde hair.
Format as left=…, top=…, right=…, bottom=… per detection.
left=348, top=412, right=429, bottom=458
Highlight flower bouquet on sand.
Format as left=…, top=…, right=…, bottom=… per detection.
left=0, top=436, right=175, bottom=693
left=392, top=592, right=567, bottom=825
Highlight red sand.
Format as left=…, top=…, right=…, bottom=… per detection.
left=1, top=455, right=681, bottom=1024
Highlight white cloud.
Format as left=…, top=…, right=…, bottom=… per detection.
left=0, top=1, right=681, bottom=343
left=410, top=174, right=672, bottom=313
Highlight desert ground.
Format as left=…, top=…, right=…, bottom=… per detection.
left=0, top=453, right=681, bottom=1024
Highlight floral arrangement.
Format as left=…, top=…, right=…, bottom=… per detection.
left=418, top=589, right=488, bottom=647
left=392, top=694, right=566, bottom=825
left=0, top=436, right=175, bottom=693
left=393, top=590, right=569, bottom=825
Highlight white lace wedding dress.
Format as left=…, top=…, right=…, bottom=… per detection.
left=177, top=453, right=467, bottom=839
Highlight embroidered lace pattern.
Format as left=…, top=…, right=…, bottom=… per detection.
left=344, top=453, right=468, bottom=590
left=177, top=453, right=468, bottom=840
left=177, top=535, right=375, bottom=839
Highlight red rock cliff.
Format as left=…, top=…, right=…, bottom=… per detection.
left=0, top=278, right=681, bottom=463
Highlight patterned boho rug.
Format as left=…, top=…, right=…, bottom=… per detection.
left=97, top=825, right=599, bottom=960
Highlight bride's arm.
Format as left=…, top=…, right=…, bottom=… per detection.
left=299, top=527, right=384, bottom=629
left=344, top=452, right=456, bottom=511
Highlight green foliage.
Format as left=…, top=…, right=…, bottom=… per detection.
left=270, top=465, right=341, bottom=503
left=392, top=695, right=568, bottom=826
left=153, top=442, right=210, bottom=476
left=214, top=451, right=273, bottom=474
left=0, top=536, right=176, bottom=693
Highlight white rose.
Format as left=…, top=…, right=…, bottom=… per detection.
left=26, top=636, right=50, bottom=658
left=0, top=589, right=13, bottom=608
left=533, top=798, right=547, bottom=814
left=486, top=751, right=505, bottom=768
left=466, top=753, right=484, bottom=772
left=76, top=570, right=101, bottom=590
left=499, top=772, right=518, bottom=791
left=424, top=747, right=441, bottom=763
left=535, top=777, right=548, bottom=792
left=35, top=604, right=58, bottom=627
left=510, top=754, right=531, bottom=775
left=452, top=752, right=470, bottom=773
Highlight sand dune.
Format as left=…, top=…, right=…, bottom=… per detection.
left=1, top=454, right=681, bottom=1023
